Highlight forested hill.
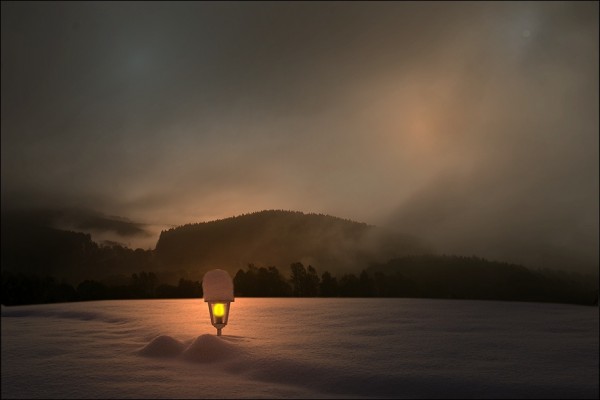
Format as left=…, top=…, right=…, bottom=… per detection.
left=2, top=210, right=598, bottom=306
left=155, top=210, right=428, bottom=277
left=2, top=209, right=427, bottom=283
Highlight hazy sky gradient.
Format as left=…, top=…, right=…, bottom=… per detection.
left=2, top=2, right=598, bottom=270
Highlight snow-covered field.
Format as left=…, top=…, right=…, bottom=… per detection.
left=1, top=298, right=598, bottom=399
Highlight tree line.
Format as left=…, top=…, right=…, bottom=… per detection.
left=233, top=259, right=598, bottom=305
left=2, top=256, right=598, bottom=306
left=1, top=271, right=202, bottom=305
left=233, top=262, right=377, bottom=297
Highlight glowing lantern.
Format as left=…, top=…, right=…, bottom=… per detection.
left=202, top=269, right=234, bottom=336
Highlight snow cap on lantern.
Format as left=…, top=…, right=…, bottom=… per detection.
left=202, top=269, right=234, bottom=302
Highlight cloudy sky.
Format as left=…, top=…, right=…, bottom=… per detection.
left=1, top=2, right=598, bottom=271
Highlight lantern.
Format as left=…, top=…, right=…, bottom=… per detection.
left=202, top=269, right=234, bottom=336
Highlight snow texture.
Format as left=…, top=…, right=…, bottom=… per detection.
left=202, top=269, right=234, bottom=302
left=1, top=298, right=598, bottom=399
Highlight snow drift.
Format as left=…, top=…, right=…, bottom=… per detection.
left=2, top=298, right=598, bottom=399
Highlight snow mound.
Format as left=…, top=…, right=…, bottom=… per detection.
left=138, top=335, right=186, bottom=358
left=182, top=334, right=241, bottom=363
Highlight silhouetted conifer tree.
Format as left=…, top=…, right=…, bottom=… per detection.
left=319, top=271, right=338, bottom=297
left=306, top=265, right=320, bottom=297
left=290, top=262, right=308, bottom=296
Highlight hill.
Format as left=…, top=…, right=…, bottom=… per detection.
left=155, top=210, right=429, bottom=279
left=2, top=210, right=597, bottom=306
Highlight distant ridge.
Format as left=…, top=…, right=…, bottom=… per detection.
left=2, top=209, right=597, bottom=306
left=155, top=210, right=429, bottom=277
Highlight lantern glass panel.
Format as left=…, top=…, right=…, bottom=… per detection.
left=208, top=302, right=230, bottom=327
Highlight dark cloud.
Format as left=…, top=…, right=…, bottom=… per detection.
left=65, top=210, right=151, bottom=237
left=1, top=206, right=151, bottom=238
left=1, top=2, right=597, bottom=271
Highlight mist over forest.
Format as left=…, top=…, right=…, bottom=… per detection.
left=2, top=2, right=598, bottom=275
left=1, top=4, right=597, bottom=400
left=2, top=210, right=597, bottom=307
